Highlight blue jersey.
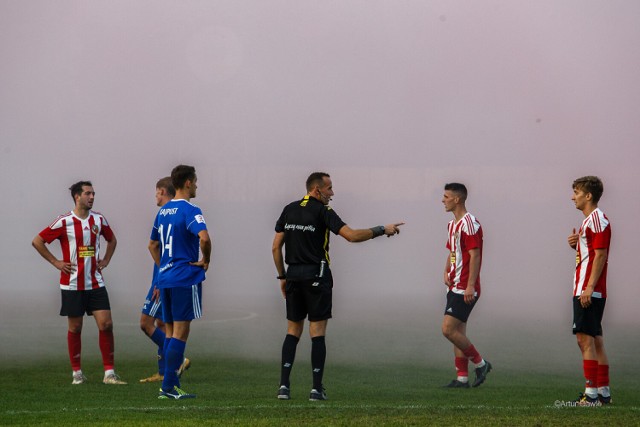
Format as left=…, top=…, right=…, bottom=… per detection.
left=150, top=199, right=208, bottom=289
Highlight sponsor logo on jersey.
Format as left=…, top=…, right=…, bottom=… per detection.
left=284, top=223, right=316, bottom=232
left=159, top=207, right=179, bottom=216
left=78, top=246, right=95, bottom=258
left=159, top=262, right=174, bottom=273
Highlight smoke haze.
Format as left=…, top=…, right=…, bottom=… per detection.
left=1, top=1, right=639, bottom=373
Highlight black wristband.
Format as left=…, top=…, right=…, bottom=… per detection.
left=277, top=275, right=286, bottom=280
left=370, top=225, right=385, bottom=239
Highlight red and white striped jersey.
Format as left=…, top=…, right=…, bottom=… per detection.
left=446, top=212, right=483, bottom=296
left=39, top=211, right=115, bottom=291
left=573, top=208, right=611, bottom=298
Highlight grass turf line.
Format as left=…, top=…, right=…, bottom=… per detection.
left=1, top=356, right=638, bottom=426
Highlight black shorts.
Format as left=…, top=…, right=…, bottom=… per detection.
left=285, top=270, right=333, bottom=322
left=444, top=290, right=477, bottom=323
left=60, top=287, right=111, bottom=317
left=573, top=296, right=605, bottom=337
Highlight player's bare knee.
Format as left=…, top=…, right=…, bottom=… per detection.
left=441, top=318, right=457, bottom=338
left=99, top=320, right=113, bottom=332
left=140, top=317, right=153, bottom=335
left=442, top=324, right=454, bottom=339
left=576, top=334, right=594, bottom=353
left=68, top=324, right=82, bottom=334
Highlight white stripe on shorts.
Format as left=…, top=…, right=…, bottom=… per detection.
left=192, top=284, right=202, bottom=319
left=149, top=299, right=161, bottom=317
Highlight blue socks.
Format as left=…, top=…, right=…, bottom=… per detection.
left=150, top=329, right=166, bottom=375
left=150, top=328, right=166, bottom=347
left=162, top=338, right=186, bottom=392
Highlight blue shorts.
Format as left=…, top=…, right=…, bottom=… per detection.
left=160, top=284, right=202, bottom=323
left=141, top=284, right=162, bottom=319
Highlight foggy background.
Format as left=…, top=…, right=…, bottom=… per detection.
left=1, top=1, right=639, bottom=376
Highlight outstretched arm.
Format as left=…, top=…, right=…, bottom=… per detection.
left=338, top=222, right=405, bottom=243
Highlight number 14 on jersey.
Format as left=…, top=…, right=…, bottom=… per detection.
left=158, top=224, right=173, bottom=258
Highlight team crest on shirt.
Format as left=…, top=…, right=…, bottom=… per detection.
left=91, top=224, right=100, bottom=235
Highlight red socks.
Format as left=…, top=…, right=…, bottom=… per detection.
left=583, top=360, right=598, bottom=388
left=597, top=364, right=609, bottom=388
left=454, top=356, right=468, bottom=378
left=462, top=345, right=482, bottom=365
left=68, top=330, right=116, bottom=372
left=67, top=331, right=82, bottom=371
left=99, top=330, right=115, bottom=371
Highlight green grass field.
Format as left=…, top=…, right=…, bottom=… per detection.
left=2, top=355, right=638, bottom=426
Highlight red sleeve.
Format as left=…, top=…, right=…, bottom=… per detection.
left=462, top=231, right=481, bottom=251
left=591, top=225, right=611, bottom=250
left=101, top=222, right=114, bottom=242
left=39, top=226, right=62, bottom=244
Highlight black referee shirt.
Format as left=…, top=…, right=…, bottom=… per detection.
left=275, top=195, right=346, bottom=266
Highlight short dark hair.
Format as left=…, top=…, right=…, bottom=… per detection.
left=156, top=176, right=176, bottom=197
left=306, top=172, right=330, bottom=192
left=573, top=176, right=604, bottom=203
left=171, top=165, right=196, bottom=190
left=69, top=181, right=93, bottom=202
left=444, top=182, right=468, bottom=201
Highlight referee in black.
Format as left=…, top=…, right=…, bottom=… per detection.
left=272, top=172, right=404, bottom=401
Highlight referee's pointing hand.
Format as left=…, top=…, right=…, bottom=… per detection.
left=384, top=222, right=405, bottom=237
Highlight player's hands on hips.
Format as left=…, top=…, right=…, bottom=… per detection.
left=190, top=259, right=209, bottom=271
left=567, top=228, right=579, bottom=249
left=97, top=258, right=109, bottom=271
left=54, top=259, right=76, bottom=274
left=384, top=222, right=405, bottom=237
